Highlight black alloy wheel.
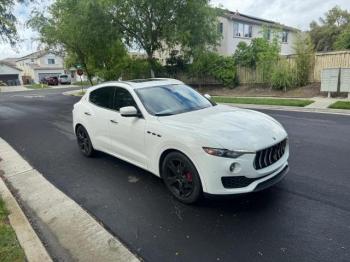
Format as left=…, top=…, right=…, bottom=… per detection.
left=76, top=125, right=95, bottom=157
left=162, top=152, right=202, bottom=204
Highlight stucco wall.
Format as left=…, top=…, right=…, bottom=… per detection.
left=217, top=17, right=296, bottom=56
left=0, top=64, right=21, bottom=75
left=39, top=53, right=64, bottom=67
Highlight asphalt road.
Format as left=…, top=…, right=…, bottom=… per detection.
left=0, top=89, right=349, bottom=262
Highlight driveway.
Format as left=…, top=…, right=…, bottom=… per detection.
left=0, top=89, right=349, bottom=262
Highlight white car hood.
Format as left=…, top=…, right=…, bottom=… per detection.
left=158, top=105, right=287, bottom=151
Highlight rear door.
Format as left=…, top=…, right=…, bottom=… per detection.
left=86, top=86, right=116, bottom=151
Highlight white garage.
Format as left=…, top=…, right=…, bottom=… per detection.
left=0, top=62, right=22, bottom=86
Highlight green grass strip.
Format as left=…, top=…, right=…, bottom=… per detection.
left=328, top=101, right=350, bottom=110
left=213, top=96, right=314, bottom=107
left=0, top=198, right=25, bottom=262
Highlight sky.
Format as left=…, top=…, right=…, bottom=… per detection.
left=1, top=0, right=350, bottom=59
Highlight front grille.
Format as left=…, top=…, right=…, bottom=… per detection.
left=253, top=139, right=287, bottom=170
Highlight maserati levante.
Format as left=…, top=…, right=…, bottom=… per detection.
left=73, top=78, right=289, bottom=203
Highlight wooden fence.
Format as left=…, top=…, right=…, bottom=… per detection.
left=238, top=50, right=350, bottom=84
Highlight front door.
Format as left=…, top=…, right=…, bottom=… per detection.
left=109, top=87, right=147, bottom=168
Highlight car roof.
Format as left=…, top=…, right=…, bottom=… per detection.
left=93, top=78, right=184, bottom=90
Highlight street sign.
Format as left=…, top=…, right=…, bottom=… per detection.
left=77, top=69, right=83, bottom=76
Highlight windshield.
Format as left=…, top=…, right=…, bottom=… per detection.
left=135, top=84, right=214, bottom=116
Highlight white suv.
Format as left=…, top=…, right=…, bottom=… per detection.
left=73, top=79, right=289, bottom=203
left=59, top=74, right=71, bottom=85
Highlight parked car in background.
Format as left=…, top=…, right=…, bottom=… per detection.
left=73, top=78, right=289, bottom=204
left=59, top=74, right=71, bottom=85
left=41, top=76, right=59, bottom=85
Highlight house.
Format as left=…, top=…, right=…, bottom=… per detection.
left=14, top=50, right=65, bottom=84
left=154, top=10, right=298, bottom=64
left=0, top=60, right=22, bottom=86
left=217, top=10, right=298, bottom=56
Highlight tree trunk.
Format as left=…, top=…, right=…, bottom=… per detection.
left=147, top=53, right=155, bottom=78
left=82, top=62, right=93, bottom=86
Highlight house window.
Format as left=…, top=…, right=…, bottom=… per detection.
left=282, top=31, right=288, bottom=43
left=218, top=22, right=223, bottom=34
left=234, top=22, right=252, bottom=38
left=48, top=58, right=55, bottom=64
left=264, top=29, right=271, bottom=40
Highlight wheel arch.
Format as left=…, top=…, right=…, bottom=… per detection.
left=158, top=148, right=207, bottom=192
left=74, top=123, right=84, bottom=135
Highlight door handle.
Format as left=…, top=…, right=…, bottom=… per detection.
left=110, top=120, right=118, bottom=124
left=84, top=112, right=91, bottom=116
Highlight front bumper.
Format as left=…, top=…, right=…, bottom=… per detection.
left=194, top=144, right=289, bottom=195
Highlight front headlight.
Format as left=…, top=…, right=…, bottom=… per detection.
left=203, top=147, right=254, bottom=159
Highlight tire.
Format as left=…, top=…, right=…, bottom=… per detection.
left=161, top=152, right=202, bottom=204
left=76, top=125, right=95, bottom=157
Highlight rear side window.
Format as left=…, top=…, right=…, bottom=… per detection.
left=89, top=87, right=115, bottom=109
left=113, top=87, right=137, bottom=111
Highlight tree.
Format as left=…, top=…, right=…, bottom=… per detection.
left=334, top=25, right=350, bottom=50
left=233, top=36, right=280, bottom=82
left=309, top=6, right=350, bottom=51
left=293, top=32, right=314, bottom=86
left=234, top=37, right=280, bottom=69
left=29, top=0, right=128, bottom=84
left=105, top=0, right=220, bottom=77
left=0, top=0, right=31, bottom=45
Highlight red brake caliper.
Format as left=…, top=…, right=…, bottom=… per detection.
left=184, top=172, right=193, bottom=182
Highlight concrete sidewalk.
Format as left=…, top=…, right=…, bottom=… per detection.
left=305, top=97, right=348, bottom=109
left=0, top=137, right=139, bottom=262
left=0, top=84, right=78, bottom=93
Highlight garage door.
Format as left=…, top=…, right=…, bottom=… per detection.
left=0, top=74, right=20, bottom=86
left=38, top=73, right=61, bottom=82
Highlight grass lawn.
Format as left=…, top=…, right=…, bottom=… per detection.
left=0, top=198, right=25, bottom=262
left=26, top=83, right=49, bottom=89
left=213, top=96, right=314, bottom=107
left=74, top=91, right=86, bottom=96
left=328, top=101, right=350, bottom=110
left=75, top=80, right=96, bottom=87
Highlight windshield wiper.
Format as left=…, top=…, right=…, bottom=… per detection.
left=155, top=113, right=174, bottom=116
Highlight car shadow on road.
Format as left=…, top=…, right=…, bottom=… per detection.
left=92, top=150, right=283, bottom=215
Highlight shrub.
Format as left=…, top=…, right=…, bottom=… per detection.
left=270, top=60, right=297, bottom=91
left=190, top=52, right=238, bottom=87
left=234, top=37, right=280, bottom=68
left=293, top=33, right=314, bottom=86
left=122, top=58, right=163, bottom=80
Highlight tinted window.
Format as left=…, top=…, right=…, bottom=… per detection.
left=135, top=84, right=213, bottom=116
left=90, top=87, right=115, bottom=109
left=113, top=87, right=137, bottom=111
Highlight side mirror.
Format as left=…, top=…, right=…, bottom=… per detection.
left=204, top=94, right=212, bottom=100
left=120, top=106, right=140, bottom=117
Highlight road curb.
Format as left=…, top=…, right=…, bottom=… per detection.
left=62, top=89, right=87, bottom=96
left=222, top=103, right=350, bottom=116
left=0, top=137, right=140, bottom=262
left=0, top=171, right=53, bottom=262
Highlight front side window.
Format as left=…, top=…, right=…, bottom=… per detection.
left=135, top=84, right=213, bottom=116
left=282, top=31, right=288, bottom=43
left=48, top=58, right=55, bottom=64
left=234, top=22, right=252, bottom=38
left=113, top=87, right=137, bottom=111
left=89, top=87, right=115, bottom=109
left=265, top=28, right=271, bottom=40
left=218, top=22, right=223, bottom=34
